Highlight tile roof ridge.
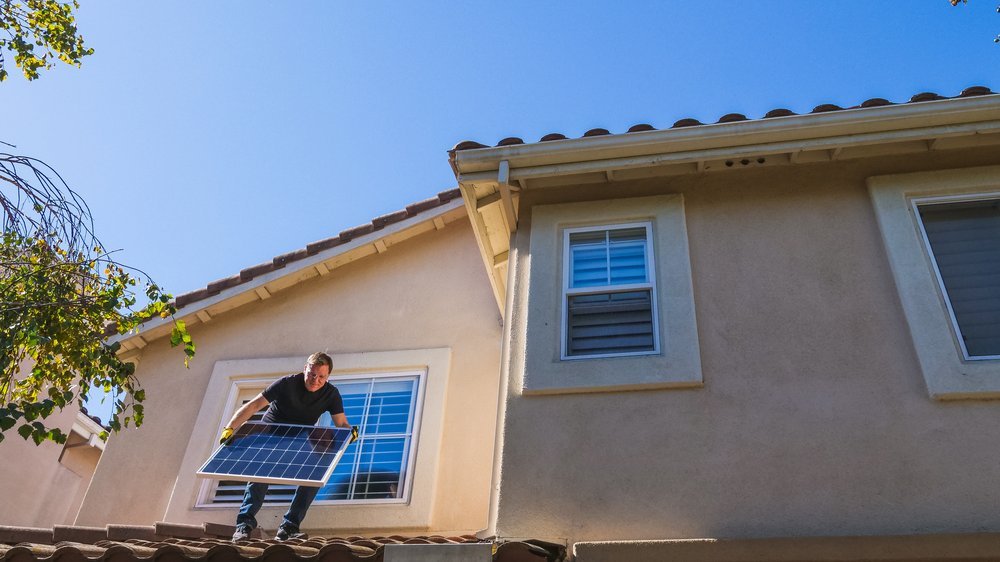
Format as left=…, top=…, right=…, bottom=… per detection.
left=450, top=85, right=996, bottom=151
left=164, top=187, right=459, bottom=311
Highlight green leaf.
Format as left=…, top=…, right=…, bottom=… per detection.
left=17, top=425, right=32, bottom=440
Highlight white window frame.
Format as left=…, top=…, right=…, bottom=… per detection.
left=196, top=369, right=425, bottom=508
left=560, top=222, right=660, bottom=360
left=868, top=165, right=1000, bottom=399
left=196, top=370, right=427, bottom=509
left=911, top=193, right=1000, bottom=362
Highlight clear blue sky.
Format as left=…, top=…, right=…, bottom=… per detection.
left=2, top=1, right=997, bottom=421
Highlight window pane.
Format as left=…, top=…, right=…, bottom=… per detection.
left=213, top=375, right=417, bottom=504
left=567, top=290, right=655, bottom=356
left=920, top=199, right=1000, bottom=357
left=570, top=227, right=649, bottom=288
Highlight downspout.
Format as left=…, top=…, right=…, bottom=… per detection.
left=475, top=160, right=519, bottom=539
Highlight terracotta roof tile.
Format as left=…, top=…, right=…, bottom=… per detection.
left=671, top=118, right=703, bottom=128
left=810, top=103, right=842, bottom=113
left=910, top=91, right=946, bottom=102
left=304, top=236, right=345, bottom=256
left=448, top=86, right=995, bottom=151
left=0, top=525, right=565, bottom=562
left=717, top=112, right=748, bottom=123
left=859, top=97, right=893, bottom=108
left=238, top=262, right=275, bottom=281
left=371, top=210, right=410, bottom=229
left=763, top=108, right=797, bottom=118
left=496, top=137, right=524, bottom=146
left=338, top=223, right=376, bottom=242
left=960, top=85, right=991, bottom=97
left=272, top=249, right=308, bottom=269
left=627, top=124, right=655, bottom=132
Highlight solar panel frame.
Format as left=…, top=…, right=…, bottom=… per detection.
left=197, top=422, right=353, bottom=487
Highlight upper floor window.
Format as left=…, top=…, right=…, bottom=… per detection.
left=868, top=166, right=1000, bottom=399
left=562, top=223, right=659, bottom=359
left=915, top=196, right=1000, bottom=360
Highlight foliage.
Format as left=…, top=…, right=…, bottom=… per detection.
left=949, top=0, right=1000, bottom=43
left=1, top=153, right=194, bottom=445
left=0, top=0, right=93, bottom=81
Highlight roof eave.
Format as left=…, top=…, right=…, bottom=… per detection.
left=451, top=94, right=1000, bottom=183
left=111, top=198, right=467, bottom=351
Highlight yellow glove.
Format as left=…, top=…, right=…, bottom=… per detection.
left=219, top=427, right=234, bottom=444
left=349, top=426, right=359, bottom=444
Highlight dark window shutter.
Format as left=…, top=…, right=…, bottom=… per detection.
left=567, top=290, right=655, bottom=356
left=920, top=199, right=1000, bottom=357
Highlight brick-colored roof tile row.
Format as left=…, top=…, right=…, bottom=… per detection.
left=172, top=188, right=462, bottom=310
left=0, top=524, right=564, bottom=562
left=451, top=86, right=995, bottom=151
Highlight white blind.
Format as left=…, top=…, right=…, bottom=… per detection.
left=919, top=198, right=1000, bottom=358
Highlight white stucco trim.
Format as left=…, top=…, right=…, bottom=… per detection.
left=164, top=348, right=451, bottom=530
left=868, top=165, right=1000, bottom=399
left=520, top=194, right=703, bottom=394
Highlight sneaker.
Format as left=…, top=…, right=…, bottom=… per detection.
left=275, top=527, right=307, bottom=541
left=232, top=525, right=252, bottom=542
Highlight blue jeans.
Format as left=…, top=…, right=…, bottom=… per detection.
left=235, top=482, right=320, bottom=533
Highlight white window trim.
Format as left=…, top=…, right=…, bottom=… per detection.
left=164, top=348, right=451, bottom=530
left=868, top=165, right=1000, bottom=400
left=910, top=193, right=1000, bottom=362
left=197, top=370, right=425, bottom=508
left=560, top=222, right=660, bottom=360
left=520, top=194, right=703, bottom=394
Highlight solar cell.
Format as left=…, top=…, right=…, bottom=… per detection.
left=197, top=422, right=354, bottom=487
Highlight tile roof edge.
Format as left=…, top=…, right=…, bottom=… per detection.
left=109, top=192, right=465, bottom=347
left=450, top=89, right=999, bottom=169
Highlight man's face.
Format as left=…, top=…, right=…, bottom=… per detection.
left=303, top=363, right=331, bottom=392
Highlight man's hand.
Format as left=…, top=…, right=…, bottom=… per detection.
left=350, top=426, right=359, bottom=444
left=220, top=427, right=234, bottom=445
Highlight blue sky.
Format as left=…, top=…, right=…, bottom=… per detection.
left=2, top=1, right=997, bottom=421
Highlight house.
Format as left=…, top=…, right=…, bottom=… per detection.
left=2, top=86, right=999, bottom=562
left=448, top=86, right=1000, bottom=560
left=0, top=407, right=105, bottom=527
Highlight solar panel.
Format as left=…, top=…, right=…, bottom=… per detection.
left=197, top=422, right=353, bottom=487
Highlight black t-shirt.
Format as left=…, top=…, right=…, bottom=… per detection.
left=260, top=373, right=345, bottom=425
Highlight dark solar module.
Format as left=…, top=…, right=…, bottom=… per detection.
left=197, top=422, right=353, bottom=486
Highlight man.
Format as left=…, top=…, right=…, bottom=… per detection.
left=220, top=352, right=356, bottom=541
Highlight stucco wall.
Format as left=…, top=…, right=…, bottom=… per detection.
left=0, top=406, right=99, bottom=526
left=76, top=217, right=501, bottom=534
left=495, top=148, right=1000, bottom=543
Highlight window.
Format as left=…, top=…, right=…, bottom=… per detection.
left=210, top=373, right=419, bottom=505
left=868, top=165, right=1000, bottom=399
left=563, top=224, right=658, bottom=358
left=916, top=196, right=1000, bottom=360
left=520, top=194, right=703, bottom=394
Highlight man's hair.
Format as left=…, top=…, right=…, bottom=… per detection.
left=306, top=352, right=333, bottom=370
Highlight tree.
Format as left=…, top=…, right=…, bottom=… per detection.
left=1, top=152, right=195, bottom=445
left=949, top=0, right=1000, bottom=43
left=0, top=0, right=93, bottom=81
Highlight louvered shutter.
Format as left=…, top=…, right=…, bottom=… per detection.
left=919, top=199, right=1000, bottom=358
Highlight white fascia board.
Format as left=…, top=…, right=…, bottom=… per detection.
left=453, top=95, right=1000, bottom=177
left=111, top=198, right=465, bottom=346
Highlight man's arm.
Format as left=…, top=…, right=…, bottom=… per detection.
left=331, top=412, right=350, bottom=428
left=220, top=393, right=270, bottom=442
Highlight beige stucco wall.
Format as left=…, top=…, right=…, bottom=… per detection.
left=76, top=217, right=502, bottom=534
left=0, top=406, right=101, bottom=527
left=494, top=147, right=1000, bottom=544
